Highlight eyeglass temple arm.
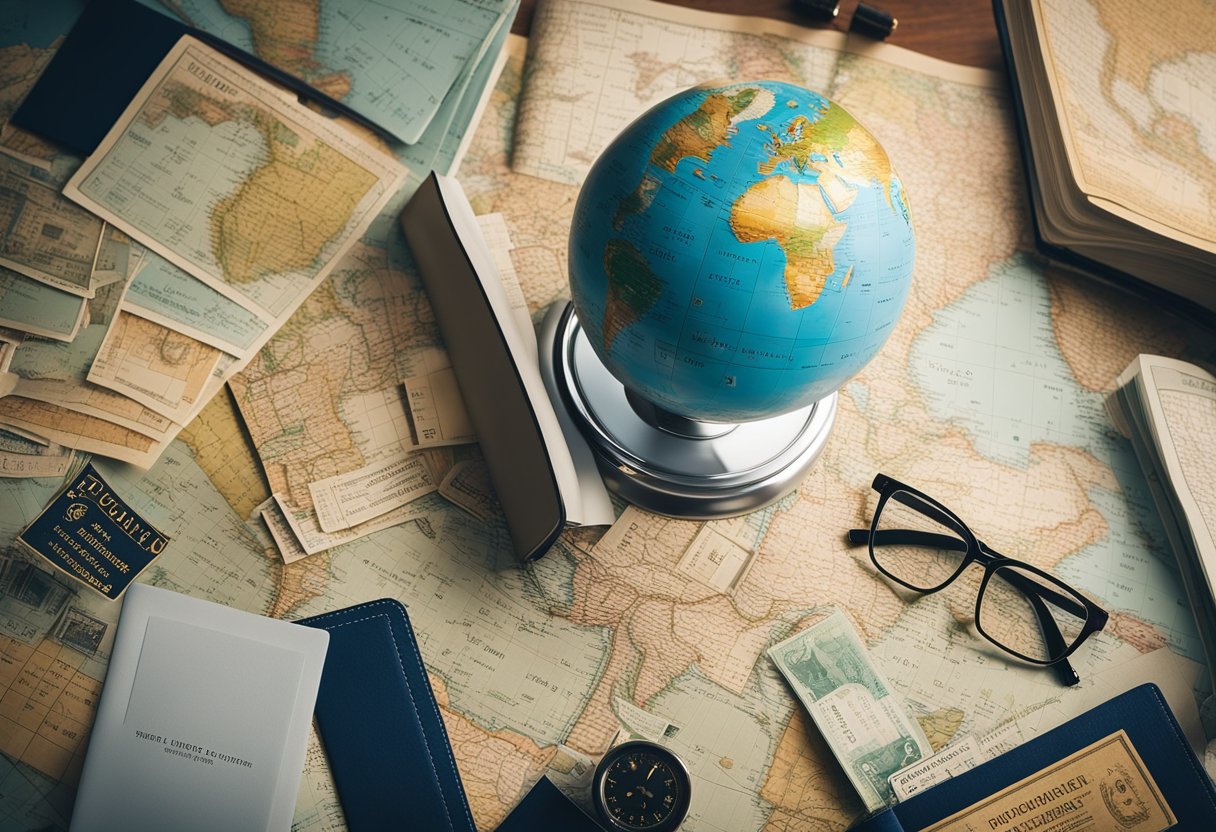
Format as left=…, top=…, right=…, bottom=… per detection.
left=848, top=528, right=1091, bottom=620
left=1023, top=588, right=1080, bottom=686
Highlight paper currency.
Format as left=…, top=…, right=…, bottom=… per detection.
left=768, top=608, right=932, bottom=811
left=888, top=734, right=984, bottom=800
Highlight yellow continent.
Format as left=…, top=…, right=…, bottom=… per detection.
left=210, top=114, right=378, bottom=284
left=730, top=175, right=845, bottom=310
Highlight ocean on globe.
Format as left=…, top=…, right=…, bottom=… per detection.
left=568, top=80, right=915, bottom=423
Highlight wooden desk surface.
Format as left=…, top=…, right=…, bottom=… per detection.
left=512, top=0, right=1004, bottom=71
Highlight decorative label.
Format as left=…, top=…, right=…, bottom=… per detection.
left=18, top=463, right=170, bottom=599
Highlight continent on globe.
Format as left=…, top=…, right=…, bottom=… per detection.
left=569, top=80, right=915, bottom=422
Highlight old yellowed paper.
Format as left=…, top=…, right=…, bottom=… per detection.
left=925, top=730, right=1175, bottom=832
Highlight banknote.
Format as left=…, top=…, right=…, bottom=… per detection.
left=768, top=608, right=932, bottom=811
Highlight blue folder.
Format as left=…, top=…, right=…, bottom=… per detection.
left=298, top=599, right=476, bottom=832
left=851, top=683, right=1216, bottom=831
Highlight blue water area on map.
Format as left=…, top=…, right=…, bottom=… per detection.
left=907, top=255, right=1202, bottom=661
left=0, top=1, right=85, bottom=49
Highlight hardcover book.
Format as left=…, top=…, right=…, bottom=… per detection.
left=69, top=584, right=329, bottom=832
left=994, top=0, right=1216, bottom=317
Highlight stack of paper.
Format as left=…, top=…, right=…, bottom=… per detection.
left=0, top=36, right=406, bottom=472
left=232, top=207, right=536, bottom=560
left=142, top=0, right=520, bottom=177
left=1106, top=354, right=1216, bottom=674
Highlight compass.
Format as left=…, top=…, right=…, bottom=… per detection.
left=591, top=741, right=691, bottom=832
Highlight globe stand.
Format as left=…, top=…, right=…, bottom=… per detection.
left=541, top=302, right=837, bottom=519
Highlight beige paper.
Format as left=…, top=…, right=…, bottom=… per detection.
left=926, top=730, right=1175, bottom=832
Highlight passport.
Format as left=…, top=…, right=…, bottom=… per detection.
left=17, top=462, right=169, bottom=599
left=849, top=683, right=1216, bottom=832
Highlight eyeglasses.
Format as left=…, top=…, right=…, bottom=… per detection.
left=847, top=474, right=1109, bottom=687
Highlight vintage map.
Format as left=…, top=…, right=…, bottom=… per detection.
left=143, top=0, right=516, bottom=145
left=2, top=1, right=1215, bottom=831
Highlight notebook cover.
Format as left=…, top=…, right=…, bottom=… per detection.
left=69, top=583, right=329, bottom=832
left=297, top=599, right=476, bottom=832
left=849, top=683, right=1216, bottom=831
left=496, top=776, right=603, bottom=832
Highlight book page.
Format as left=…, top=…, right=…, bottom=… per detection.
left=1137, top=356, right=1216, bottom=584
left=1030, top=0, right=1216, bottom=250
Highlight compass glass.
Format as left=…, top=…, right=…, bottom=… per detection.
left=593, top=742, right=691, bottom=832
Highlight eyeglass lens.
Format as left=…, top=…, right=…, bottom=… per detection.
left=871, top=489, right=968, bottom=591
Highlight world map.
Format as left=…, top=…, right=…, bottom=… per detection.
left=2, top=1, right=1214, bottom=831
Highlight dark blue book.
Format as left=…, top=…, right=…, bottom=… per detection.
left=851, top=683, right=1216, bottom=831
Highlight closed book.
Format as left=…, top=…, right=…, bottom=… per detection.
left=70, top=584, right=329, bottom=832
left=297, top=598, right=476, bottom=832
left=850, top=683, right=1216, bottom=832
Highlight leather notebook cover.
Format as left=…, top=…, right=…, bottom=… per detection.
left=850, top=682, right=1216, bottom=831
left=297, top=599, right=476, bottom=832
left=496, top=776, right=602, bottom=832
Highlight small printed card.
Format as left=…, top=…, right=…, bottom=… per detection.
left=18, top=463, right=170, bottom=600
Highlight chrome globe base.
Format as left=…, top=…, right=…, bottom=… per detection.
left=539, top=302, right=836, bottom=519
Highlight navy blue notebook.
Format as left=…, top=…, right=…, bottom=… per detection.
left=298, top=599, right=476, bottom=832
left=851, top=683, right=1216, bottom=831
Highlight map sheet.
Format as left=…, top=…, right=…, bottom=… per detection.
left=2, top=3, right=1215, bottom=832
left=64, top=36, right=406, bottom=323
left=143, top=0, right=518, bottom=146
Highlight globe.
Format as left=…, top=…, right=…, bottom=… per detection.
left=568, top=80, right=915, bottom=423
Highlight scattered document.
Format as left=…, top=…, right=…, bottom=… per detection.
left=676, top=523, right=758, bottom=595
left=403, top=348, right=477, bottom=448
left=0, top=152, right=103, bottom=298
left=87, top=310, right=228, bottom=424
left=0, top=266, right=88, bottom=342
left=1107, top=354, right=1216, bottom=675
left=124, top=251, right=270, bottom=358
left=310, top=455, right=437, bottom=533
left=149, top=0, right=519, bottom=147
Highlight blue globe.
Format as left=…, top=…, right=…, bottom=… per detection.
left=569, top=80, right=915, bottom=422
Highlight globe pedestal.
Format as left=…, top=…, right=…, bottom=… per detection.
left=541, top=302, right=836, bottom=519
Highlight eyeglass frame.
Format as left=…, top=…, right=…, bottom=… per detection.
left=847, top=473, right=1109, bottom=687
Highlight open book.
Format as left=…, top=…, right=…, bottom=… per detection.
left=1107, top=355, right=1216, bottom=672
left=995, top=0, right=1216, bottom=316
